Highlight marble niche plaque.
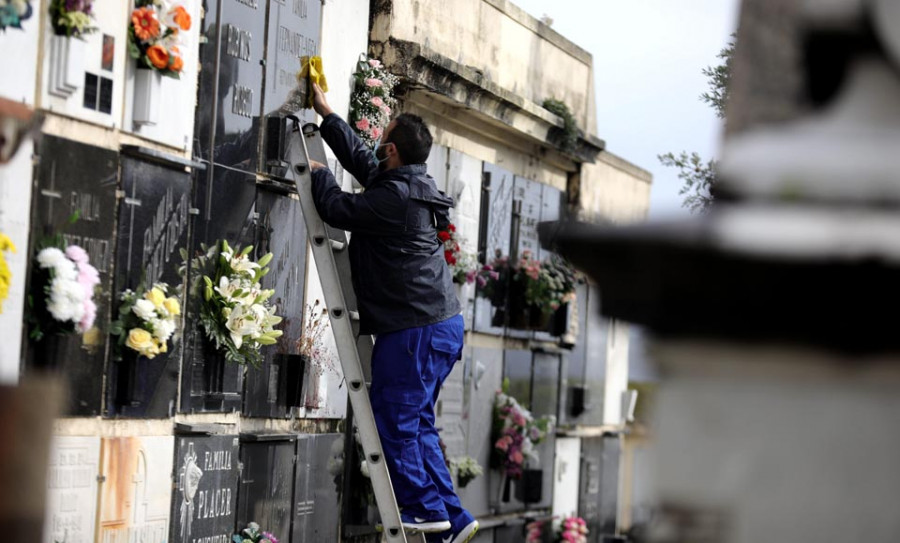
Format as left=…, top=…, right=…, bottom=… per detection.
left=170, top=434, right=240, bottom=543
left=107, top=153, right=192, bottom=418
left=43, top=437, right=100, bottom=543
left=30, top=136, right=118, bottom=416
left=97, top=436, right=174, bottom=542
left=474, top=162, right=515, bottom=335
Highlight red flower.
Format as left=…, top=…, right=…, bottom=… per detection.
left=437, top=230, right=451, bottom=242
left=444, top=250, right=456, bottom=265
left=448, top=224, right=456, bottom=232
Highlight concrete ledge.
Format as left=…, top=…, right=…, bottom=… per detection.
left=372, top=38, right=605, bottom=166
left=482, top=0, right=592, bottom=64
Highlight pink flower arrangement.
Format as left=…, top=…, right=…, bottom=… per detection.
left=30, top=243, right=100, bottom=341
left=491, top=386, right=554, bottom=479
left=526, top=520, right=546, bottom=543
left=350, top=55, right=399, bottom=149
left=556, top=516, right=588, bottom=543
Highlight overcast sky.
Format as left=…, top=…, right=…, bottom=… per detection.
left=512, top=0, right=741, bottom=219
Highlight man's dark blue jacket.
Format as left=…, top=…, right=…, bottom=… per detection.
left=310, top=114, right=461, bottom=335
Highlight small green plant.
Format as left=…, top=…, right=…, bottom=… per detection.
left=542, top=98, right=579, bottom=152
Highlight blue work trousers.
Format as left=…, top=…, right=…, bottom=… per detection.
left=369, top=314, right=467, bottom=522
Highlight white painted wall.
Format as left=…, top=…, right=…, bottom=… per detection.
left=603, top=320, right=631, bottom=426
left=0, top=0, right=42, bottom=104
left=38, top=1, right=129, bottom=130
left=122, top=0, right=202, bottom=151
left=301, top=0, right=372, bottom=419
left=0, top=139, right=33, bottom=383
left=552, top=437, right=582, bottom=522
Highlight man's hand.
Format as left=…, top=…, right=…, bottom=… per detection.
left=309, top=160, right=327, bottom=171
left=312, top=83, right=333, bottom=118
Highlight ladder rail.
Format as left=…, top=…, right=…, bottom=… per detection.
left=286, top=120, right=424, bottom=543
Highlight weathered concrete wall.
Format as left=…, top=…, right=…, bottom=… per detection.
left=580, top=151, right=652, bottom=225
left=374, top=0, right=596, bottom=133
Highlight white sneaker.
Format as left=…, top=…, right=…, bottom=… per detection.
left=401, top=514, right=452, bottom=534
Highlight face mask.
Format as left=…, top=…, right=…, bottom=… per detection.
left=373, top=140, right=391, bottom=165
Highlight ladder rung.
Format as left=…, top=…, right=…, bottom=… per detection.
left=330, top=239, right=346, bottom=251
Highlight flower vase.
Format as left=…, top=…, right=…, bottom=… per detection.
left=48, top=34, right=85, bottom=98
left=31, top=335, right=67, bottom=372
left=515, top=468, right=543, bottom=504
left=115, top=350, right=143, bottom=408
left=133, top=68, right=162, bottom=126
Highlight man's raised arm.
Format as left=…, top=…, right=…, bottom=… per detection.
left=312, top=83, right=378, bottom=187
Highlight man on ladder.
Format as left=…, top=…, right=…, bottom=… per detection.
left=306, top=83, right=479, bottom=543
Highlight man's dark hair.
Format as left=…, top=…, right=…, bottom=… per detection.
left=387, top=113, right=433, bottom=165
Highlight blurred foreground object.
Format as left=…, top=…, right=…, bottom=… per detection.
left=0, top=97, right=42, bottom=164
left=0, top=377, right=64, bottom=538
left=541, top=0, right=900, bottom=541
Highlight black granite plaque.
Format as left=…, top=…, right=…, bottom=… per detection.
left=561, top=283, right=589, bottom=424
left=237, top=437, right=296, bottom=541
left=580, top=436, right=621, bottom=541
left=292, top=434, right=342, bottom=542
left=243, top=189, right=308, bottom=418
left=598, top=435, right=621, bottom=537
left=107, top=155, right=191, bottom=418
left=29, top=136, right=117, bottom=416
left=170, top=434, right=240, bottom=543
left=583, top=286, right=607, bottom=425
left=579, top=436, right=603, bottom=537
left=530, top=352, right=560, bottom=420
left=195, top=0, right=266, bottom=172
left=179, top=166, right=257, bottom=414
left=502, top=349, right=532, bottom=411
left=474, top=162, right=514, bottom=335
left=263, top=0, right=321, bottom=122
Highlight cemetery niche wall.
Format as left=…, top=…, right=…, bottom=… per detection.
left=182, top=0, right=321, bottom=414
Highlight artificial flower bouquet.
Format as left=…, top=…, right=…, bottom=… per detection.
left=0, top=0, right=33, bottom=31
left=438, top=223, right=479, bottom=284
left=513, top=251, right=577, bottom=316
left=233, top=522, right=278, bottom=543
left=450, top=455, right=484, bottom=488
left=28, top=243, right=100, bottom=341
left=192, top=240, right=282, bottom=366
left=349, top=55, right=398, bottom=149
left=296, top=299, right=338, bottom=409
left=110, top=283, right=180, bottom=359
left=491, top=381, right=554, bottom=479
left=556, top=516, right=589, bottom=543
left=128, top=0, right=191, bottom=77
left=49, top=0, right=95, bottom=37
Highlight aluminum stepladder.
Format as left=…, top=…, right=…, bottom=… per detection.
left=285, top=118, right=427, bottom=543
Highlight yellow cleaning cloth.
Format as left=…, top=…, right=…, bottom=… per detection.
left=298, top=56, right=328, bottom=109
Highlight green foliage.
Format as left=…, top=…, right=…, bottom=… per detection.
left=542, top=97, right=579, bottom=152
left=658, top=151, right=716, bottom=213
left=659, top=35, right=734, bottom=212
left=701, top=34, right=736, bottom=120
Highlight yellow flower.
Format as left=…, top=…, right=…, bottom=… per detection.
left=0, top=233, right=15, bottom=315
left=145, top=287, right=166, bottom=309
left=125, top=328, right=157, bottom=358
left=157, top=339, right=168, bottom=354
left=163, top=297, right=181, bottom=316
